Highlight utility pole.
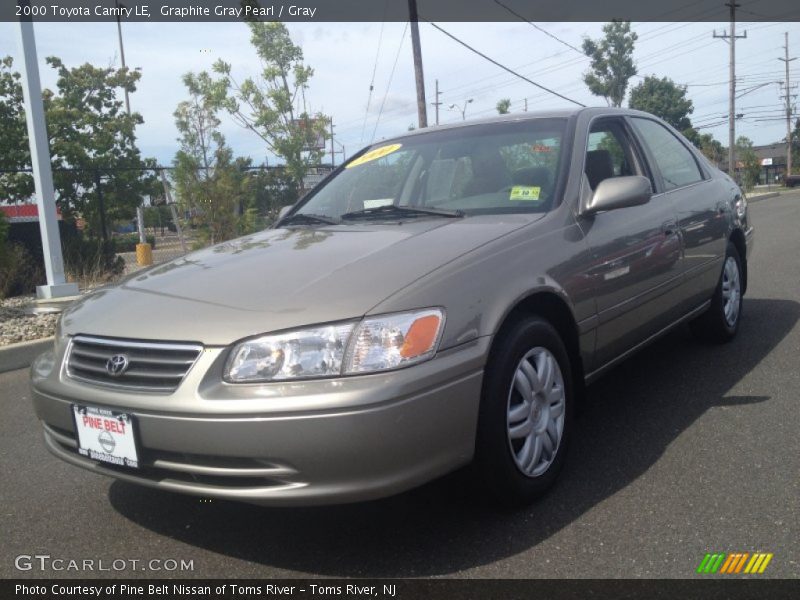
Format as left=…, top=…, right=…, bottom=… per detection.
left=407, top=0, right=428, bottom=128
left=714, top=3, right=747, bottom=178
left=115, top=1, right=131, bottom=115
left=779, top=32, right=797, bottom=177
left=330, top=118, right=335, bottom=167
left=524, top=98, right=528, bottom=112
left=16, top=7, right=78, bottom=299
left=430, top=79, right=442, bottom=125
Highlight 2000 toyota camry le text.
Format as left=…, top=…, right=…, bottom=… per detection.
left=30, top=108, right=754, bottom=506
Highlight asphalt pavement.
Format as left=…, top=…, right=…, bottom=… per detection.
left=2, top=191, right=799, bottom=579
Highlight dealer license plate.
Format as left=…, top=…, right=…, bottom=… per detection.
left=72, top=405, right=139, bottom=468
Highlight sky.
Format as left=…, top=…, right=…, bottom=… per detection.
left=1, top=19, right=798, bottom=166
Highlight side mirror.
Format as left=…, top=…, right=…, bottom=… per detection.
left=277, top=205, right=292, bottom=219
left=583, top=176, right=652, bottom=215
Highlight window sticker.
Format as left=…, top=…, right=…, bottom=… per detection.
left=363, top=199, right=395, bottom=209
left=346, top=143, right=403, bottom=168
left=509, top=186, right=542, bottom=201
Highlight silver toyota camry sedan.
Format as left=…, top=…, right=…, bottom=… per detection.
left=31, top=108, right=753, bottom=506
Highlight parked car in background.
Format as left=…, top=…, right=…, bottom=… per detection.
left=31, top=108, right=753, bottom=506
left=785, top=173, right=800, bottom=187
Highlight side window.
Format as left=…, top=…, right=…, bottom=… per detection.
left=585, top=120, right=640, bottom=191
left=631, top=118, right=703, bottom=191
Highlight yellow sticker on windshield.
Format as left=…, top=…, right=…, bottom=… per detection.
left=346, top=143, right=403, bottom=168
left=509, top=186, right=541, bottom=201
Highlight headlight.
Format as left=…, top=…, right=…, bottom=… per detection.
left=224, top=308, right=445, bottom=382
left=225, top=322, right=357, bottom=382
left=735, top=196, right=747, bottom=220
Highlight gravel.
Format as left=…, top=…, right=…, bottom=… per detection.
left=0, top=295, right=59, bottom=347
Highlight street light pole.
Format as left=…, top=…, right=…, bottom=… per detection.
left=16, top=8, right=79, bottom=299
left=449, top=98, right=473, bottom=121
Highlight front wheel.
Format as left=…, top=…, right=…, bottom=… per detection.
left=690, top=242, right=743, bottom=343
left=474, top=316, right=574, bottom=505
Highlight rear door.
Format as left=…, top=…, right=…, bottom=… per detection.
left=628, top=117, right=728, bottom=310
left=576, top=117, right=684, bottom=369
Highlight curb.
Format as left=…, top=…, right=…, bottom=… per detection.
left=747, top=192, right=780, bottom=202
left=0, top=337, right=54, bottom=374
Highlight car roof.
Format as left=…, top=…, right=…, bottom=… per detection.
left=373, top=107, right=656, bottom=146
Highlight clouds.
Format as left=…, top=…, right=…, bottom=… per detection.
left=0, top=19, right=796, bottom=166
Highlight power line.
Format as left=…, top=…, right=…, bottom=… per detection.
left=360, top=13, right=387, bottom=145
left=371, top=22, right=408, bottom=143
left=427, top=22, right=585, bottom=107
left=493, top=0, right=584, bottom=56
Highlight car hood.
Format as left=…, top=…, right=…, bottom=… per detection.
left=61, top=216, right=539, bottom=345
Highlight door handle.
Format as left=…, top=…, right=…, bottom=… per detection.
left=661, top=220, right=678, bottom=237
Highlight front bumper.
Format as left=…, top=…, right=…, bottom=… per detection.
left=30, top=338, right=488, bottom=506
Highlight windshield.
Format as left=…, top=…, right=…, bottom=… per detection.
left=293, top=119, right=567, bottom=221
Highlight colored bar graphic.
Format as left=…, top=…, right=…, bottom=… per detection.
left=758, top=554, right=773, bottom=573
left=699, top=552, right=773, bottom=575
left=734, top=553, right=749, bottom=573
left=719, top=553, right=737, bottom=574
left=697, top=554, right=713, bottom=573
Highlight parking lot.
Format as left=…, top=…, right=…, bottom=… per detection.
left=1, top=191, right=798, bottom=579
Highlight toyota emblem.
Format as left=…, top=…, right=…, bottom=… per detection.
left=106, top=354, right=129, bottom=377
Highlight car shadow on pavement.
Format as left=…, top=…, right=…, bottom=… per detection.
left=109, top=297, right=799, bottom=577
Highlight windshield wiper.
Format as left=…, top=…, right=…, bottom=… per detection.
left=340, top=205, right=464, bottom=221
left=277, top=212, right=340, bottom=227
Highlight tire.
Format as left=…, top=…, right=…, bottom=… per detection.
left=474, top=315, right=574, bottom=505
left=690, top=241, right=743, bottom=343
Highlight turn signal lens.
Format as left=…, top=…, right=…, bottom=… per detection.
left=344, top=309, right=445, bottom=374
left=400, top=315, right=442, bottom=358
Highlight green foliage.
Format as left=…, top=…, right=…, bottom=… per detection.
left=113, top=233, right=156, bottom=253
left=0, top=243, right=43, bottom=299
left=0, top=210, right=8, bottom=250
left=0, top=56, right=158, bottom=238
left=173, top=74, right=254, bottom=245
left=0, top=57, right=33, bottom=202
left=189, top=22, right=328, bottom=189
left=247, top=167, right=300, bottom=223
left=496, top=98, right=511, bottom=115
left=582, top=21, right=638, bottom=107
left=62, top=235, right=124, bottom=284
left=697, top=133, right=725, bottom=166
left=735, top=136, right=761, bottom=191
left=790, top=117, right=800, bottom=175
left=629, top=75, right=694, bottom=131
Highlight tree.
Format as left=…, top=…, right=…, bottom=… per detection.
left=582, top=21, right=638, bottom=107
left=629, top=75, right=694, bottom=132
left=496, top=98, right=511, bottom=114
left=697, top=133, right=725, bottom=167
left=0, top=56, right=157, bottom=238
left=0, top=57, right=33, bottom=203
left=173, top=73, right=252, bottom=245
left=735, top=136, right=761, bottom=191
left=193, top=22, right=328, bottom=192
left=790, top=117, right=800, bottom=175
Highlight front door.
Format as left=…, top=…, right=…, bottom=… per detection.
left=576, top=117, right=684, bottom=370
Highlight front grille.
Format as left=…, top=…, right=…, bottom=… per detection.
left=66, top=335, right=202, bottom=393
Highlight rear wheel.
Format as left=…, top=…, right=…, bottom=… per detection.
left=475, top=316, right=574, bottom=505
left=690, top=242, right=743, bottom=343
